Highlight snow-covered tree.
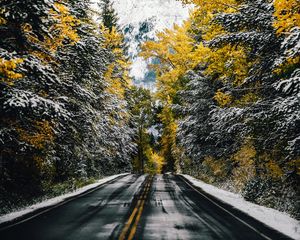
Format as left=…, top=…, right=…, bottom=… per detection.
left=0, top=0, right=136, bottom=213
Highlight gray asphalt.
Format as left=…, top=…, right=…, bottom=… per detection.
left=0, top=174, right=292, bottom=240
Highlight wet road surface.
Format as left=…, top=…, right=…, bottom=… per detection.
left=0, top=174, right=292, bottom=240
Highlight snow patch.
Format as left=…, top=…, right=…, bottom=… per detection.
left=0, top=173, right=129, bottom=225
left=181, top=174, right=300, bottom=240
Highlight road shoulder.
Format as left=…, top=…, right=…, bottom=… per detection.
left=179, top=174, right=299, bottom=240
left=0, top=173, right=130, bottom=230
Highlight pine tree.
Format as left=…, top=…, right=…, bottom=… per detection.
left=0, top=0, right=137, bottom=213
left=0, top=0, right=79, bottom=202
left=98, top=0, right=137, bottom=173
left=128, top=87, right=154, bottom=173
left=98, top=0, right=119, bottom=32
left=140, top=0, right=299, bottom=217
left=178, top=71, right=215, bottom=163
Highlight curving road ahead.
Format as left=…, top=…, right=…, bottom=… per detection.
left=0, top=174, right=292, bottom=240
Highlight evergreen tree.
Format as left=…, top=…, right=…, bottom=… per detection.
left=98, top=0, right=119, bottom=31
left=0, top=0, right=136, bottom=214
left=140, top=0, right=299, bottom=217
left=178, top=71, right=216, bottom=163
left=0, top=0, right=79, bottom=204
left=128, top=87, right=153, bottom=173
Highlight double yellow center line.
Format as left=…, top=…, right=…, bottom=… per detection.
left=119, top=176, right=153, bottom=240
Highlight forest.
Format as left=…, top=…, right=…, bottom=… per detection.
left=0, top=0, right=299, bottom=220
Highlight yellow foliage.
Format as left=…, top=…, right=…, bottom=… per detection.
left=273, top=0, right=300, bottom=74
left=234, top=92, right=260, bottom=106
left=274, top=56, right=300, bottom=75
left=23, top=2, right=79, bottom=60
left=33, top=155, right=45, bottom=170
left=141, top=21, right=205, bottom=100
left=151, top=152, right=165, bottom=173
left=0, top=57, right=24, bottom=85
left=140, top=4, right=250, bottom=102
left=48, top=2, right=80, bottom=50
left=101, top=25, right=124, bottom=51
left=258, top=153, right=284, bottom=179
left=203, top=156, right=227, bottom=182
left=273, top=0, right=300, bottom=35
left=146, top=150, right=165, bottom=174
left=104, top=63, right=126, bottom=99
left=159, top=102, right=178, bottom=163
left=233, top=140, right=256, bottom=164
left=214, top=90, right=233, bottom=107
left=161, top=119, right=177, bottom=154
left=287, top=158, right=300, bottom=175
left=182, top=2, right=252, bottom=86
left=266, top=161, right=283, bottom=179
left=205, top=45, right=252, bottom=85
left=17, top=120, right=54, bottom=150
left=0, top=16, right=6, bottom=25
left=101, top=25, right=132, bottom=100
left=231, top=140, right=256, bottom=191
left=184, top=0, right=239, bottom=41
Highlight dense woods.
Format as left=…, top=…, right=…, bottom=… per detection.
left=141, top=0, right=299, bottom=218
left=0, top=0, right=139, bottom=214
left=0, top=0, right=299, bottom=220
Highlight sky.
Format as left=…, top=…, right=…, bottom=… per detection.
left=112, top=0, right=191, bottom=88
left=114, top=0, right=190, bottom=29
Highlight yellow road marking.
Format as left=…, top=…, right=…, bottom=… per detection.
left=118, top=200, right=142, bottom=240
left=118, top=177, right=152, bottom=240
left=128, top=199, right=146, bottom=240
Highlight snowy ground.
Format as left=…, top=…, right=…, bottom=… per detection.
left=0, top=173, right=129, bottom=225
left=181, top=174, right=300, bottom=240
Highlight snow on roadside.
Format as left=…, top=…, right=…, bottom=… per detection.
left=0, top=173, right=129, bottom=225
left=181, top=174, right=300, bottom=240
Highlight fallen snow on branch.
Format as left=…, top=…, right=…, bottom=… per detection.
left=181, top=174, right=300, bottom=240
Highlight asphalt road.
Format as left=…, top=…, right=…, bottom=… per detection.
left=0, top=174, right=292, bottom=240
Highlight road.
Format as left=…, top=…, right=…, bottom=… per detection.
left=0, top=174, right=292, bottom=240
